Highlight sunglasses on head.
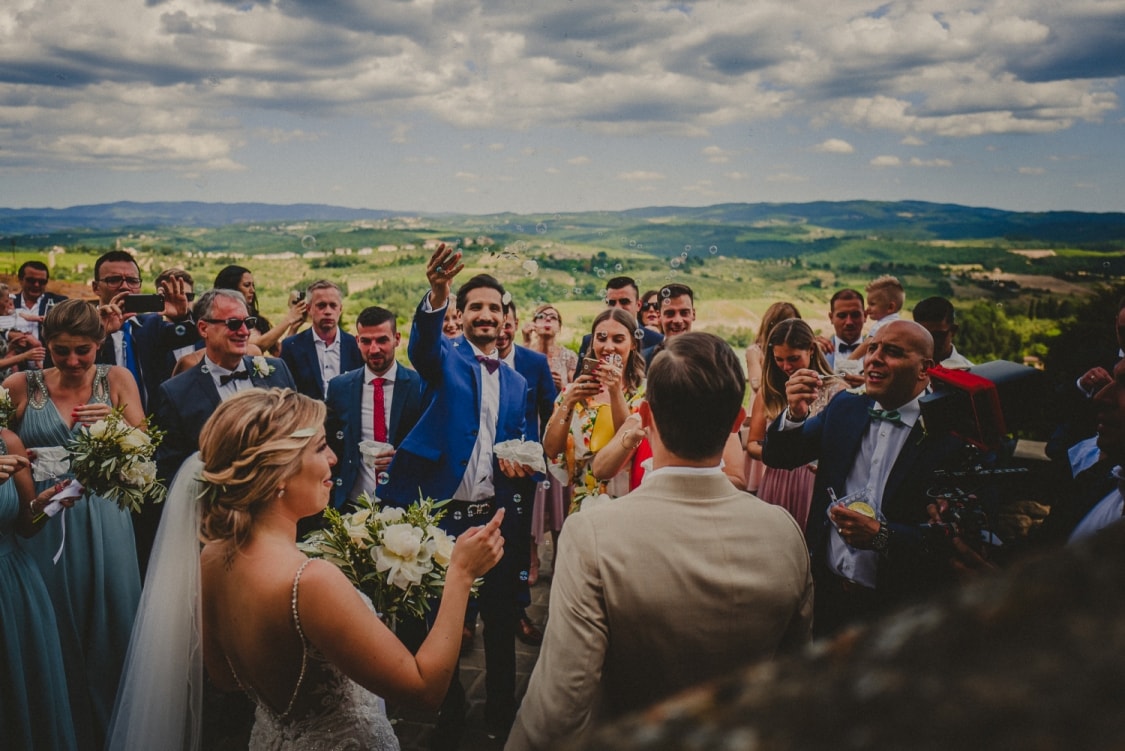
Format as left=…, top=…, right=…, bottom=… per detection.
left=203, top=316, right=257, bottom=332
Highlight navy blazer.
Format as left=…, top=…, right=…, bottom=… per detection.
left=763, top=390, right=965, bottom=604
left=380, top=297, right=529, bottom=511
left=96, top=313, right=201, bottom=414
left=325, top=363, right=427, bottom=508
left=510, top=345, right=558, bottom=440
left=280, top=328, right=363, bottom=401
left=153, top=355, right=296, bottom=485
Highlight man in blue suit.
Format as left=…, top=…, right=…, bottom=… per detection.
left=381, top=245, right=537, bottom=748
left=325, top=305, right=426, bottom=509
left=279, top=280, right=362, bottom=400
left=497, top=301, right=557, bottom=646
left=764, top=319, right=964, bottom=637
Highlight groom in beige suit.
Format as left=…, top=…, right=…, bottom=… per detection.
left=507, top=332, right=814, bottom=751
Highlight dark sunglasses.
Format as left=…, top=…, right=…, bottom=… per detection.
left=640, top=302, right=660, bottom=312
left=99, top=275, right=143, bottom=286
left=605, top=298, right=633, bottom=307
left=202, top=316, right=257, bottom=332
left=22, top=277, right=48, bottom=286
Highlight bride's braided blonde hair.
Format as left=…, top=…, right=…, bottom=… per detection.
left=198, top=388, right=325, bottom=552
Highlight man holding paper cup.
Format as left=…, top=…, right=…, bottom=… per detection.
left=325, top=306, right=426, bottom=509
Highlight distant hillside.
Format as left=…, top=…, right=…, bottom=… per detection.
left=2, top=200, right=1124, bottom=260
left=0, top=201, right=401, bottom=234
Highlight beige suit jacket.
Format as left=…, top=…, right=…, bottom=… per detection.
left=507, top=469, right=814, bottom=751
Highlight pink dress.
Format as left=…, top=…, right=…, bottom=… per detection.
left=531, top=346, right=579, bottom=542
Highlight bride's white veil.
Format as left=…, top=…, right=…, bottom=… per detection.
left=106, top=453, right=206, bottom=751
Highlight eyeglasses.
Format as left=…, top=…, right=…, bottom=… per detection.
left=99, top=275, right=143, bottom=287
left=202, top=316, right=257, bottom=332
left=640, top=302, right=660, bottom=312
left=534, top=312, right=559, bottom=322
left=605, top=298, right=633, bottom=308
left=22, top=277, right=48, bottom=286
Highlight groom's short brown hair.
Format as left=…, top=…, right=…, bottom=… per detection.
left=647, top=333, right=744, bottom=461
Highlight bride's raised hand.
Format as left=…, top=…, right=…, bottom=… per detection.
left=449, top=508, right=505, bottom=580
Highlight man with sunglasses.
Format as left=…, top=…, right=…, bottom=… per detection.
left=11, top=260, right=67, bottom=343
left=572, top=276, right=663, bottom=379
left=91, top=250, right=199, bottom=414
left=151, top=290, right=295, bottom=560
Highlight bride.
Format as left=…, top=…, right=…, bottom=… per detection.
left=107, top=388, right=505, bottom=750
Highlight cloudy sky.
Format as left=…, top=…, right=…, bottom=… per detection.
left=2, top=0, right=1123, bottom=214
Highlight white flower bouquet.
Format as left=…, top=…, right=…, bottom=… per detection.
left=67, top=407, right=166, bottom=514
left=299, top=492, right=462, bottom=626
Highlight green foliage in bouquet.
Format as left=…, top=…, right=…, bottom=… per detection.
left=0, top=385, right=15, bottom=430
left=299, top=492, right=465, bottom=626
left=67, top=406, right=166, bottom=513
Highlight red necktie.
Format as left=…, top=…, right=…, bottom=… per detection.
left=372, top=377, right=387, bottom=443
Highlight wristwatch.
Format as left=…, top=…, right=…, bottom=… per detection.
left=871, top=522, right=890, bottom=553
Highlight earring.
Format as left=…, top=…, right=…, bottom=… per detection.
left=277, top=487, right=286, bottom=498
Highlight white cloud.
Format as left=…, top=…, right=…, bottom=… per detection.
left=901, top=135, right=925, bottom=146
left=812, top=138, right=854, bottom=154
left=702, top=145, right=731, bottom=163
left=617, top=171, right=665, bottom=181
left=568, top=155, right=590, bottom=166
left=724, top=171, right=748, bottom=180
left=909, top=157, right=952, bottom=168
left=766, top=172, right=808, bottom=183
left=1019, top=166, right=1046, bottom=175
left=870, top=155, right=902, bottom=167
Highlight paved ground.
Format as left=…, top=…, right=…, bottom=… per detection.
left=394, top=540, right=554, bottom=751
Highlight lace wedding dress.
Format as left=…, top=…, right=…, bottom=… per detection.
left=106, top=455, right=399, bottom=751
left=240, top=560, right=400, bottom=751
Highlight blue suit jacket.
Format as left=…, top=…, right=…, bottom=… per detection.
left=325, top=363, right=427, bottom=508
left=380, top=297, right=529, bottom=510
left=153, top=355, right=296, bottom=485
left=280, top=328, right=363, bottom=400
left=510, top=345, right=557, bottom=440
left=763, top=390, right=965, bottom=604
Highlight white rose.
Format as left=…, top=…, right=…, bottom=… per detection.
left=428, top=526, right=454, bottom=567
left=119, top=459, right=157, bottom=489
left=380, top=523, right=424, bottom=560
left=87, top=420, right=109, bottom=440
left=119, top=428, right=152, bottom=452
left=375, top=506, right=406, bottom=524
left=0, top=385, right=9, bottom=400
left=349, top=508, right=372, bottom=526
left=373, top=545, right=434, bottom=590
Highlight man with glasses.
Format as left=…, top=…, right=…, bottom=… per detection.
left=11, top=260, right=66, bottom=343
left=91, top=250, right=198, bottom=413
left=151, top=290, right=295, bottom=557
left=573, top=276, right=663, bottom=377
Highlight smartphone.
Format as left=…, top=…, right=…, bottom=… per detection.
left=289, top=289, right=306, bottom=306
left=581, top=357, right=602, bottom=378
left=122, top=294, right=165, bottom=314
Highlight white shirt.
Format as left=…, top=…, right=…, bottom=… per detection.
left=204, top=355, right=251, bottom=402
left=781, top=392, right=923, bottom=589
left=314, top=331, right=341, bottom=397
left=866, top=312, right=901, bottom=338
left=940, top=345, right=973, bottom=370
left=1068, top=466, right=1125, bottom=544
left=453, top=339, right=501, bottom=502
left=13, top=296, right=40, bottom=336
left=350, top=361, right=398, bottom=500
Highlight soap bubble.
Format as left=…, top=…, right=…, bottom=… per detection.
left=301, top=235, right=317, bottom=250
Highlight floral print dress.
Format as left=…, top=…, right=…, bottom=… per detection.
left=550, top=383, right=645, bottom=514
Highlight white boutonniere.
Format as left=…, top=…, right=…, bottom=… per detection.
left=252, top=356, right=275, bottom=378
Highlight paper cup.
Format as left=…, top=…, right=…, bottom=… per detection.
left=359, top=440, right=394, bottom=468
